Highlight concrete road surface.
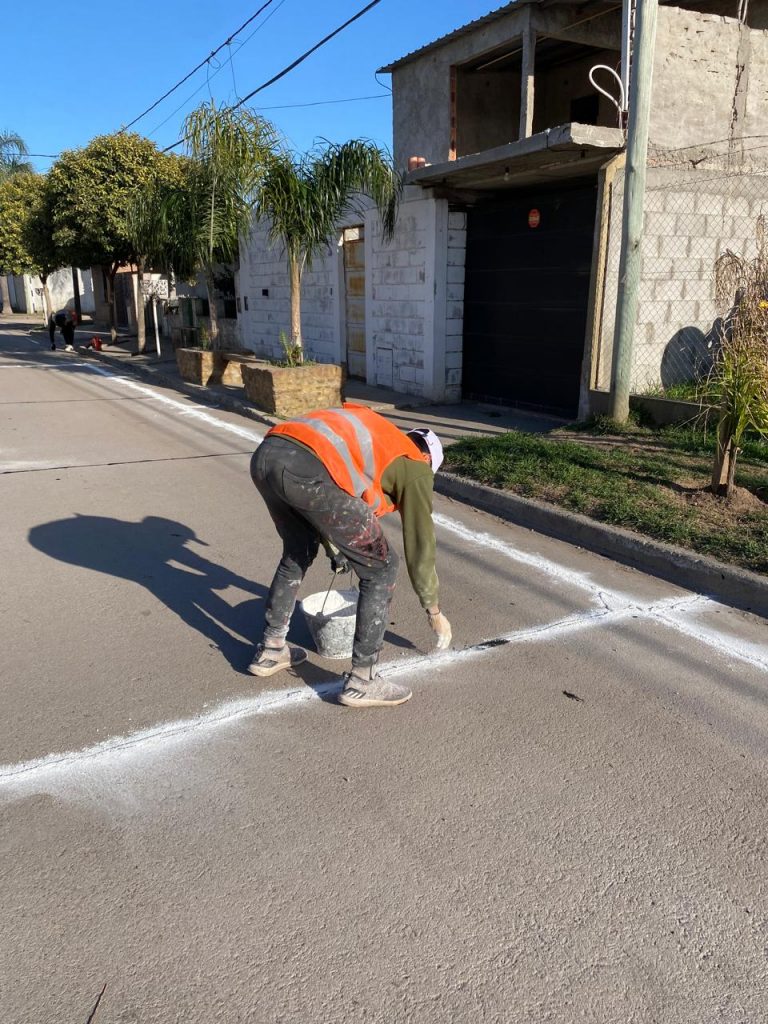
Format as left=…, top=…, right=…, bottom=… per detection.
left=1, top=323, right=767, bottom=1023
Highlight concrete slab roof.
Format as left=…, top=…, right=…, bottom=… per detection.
left=405, top=123, right=625, bottom=191
left=378, top=0, right=713, bottom=74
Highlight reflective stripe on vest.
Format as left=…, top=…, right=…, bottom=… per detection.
left=267, top=404, right=425, bottom=515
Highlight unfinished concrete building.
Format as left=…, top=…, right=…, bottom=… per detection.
left=238, top=0, right=768, bottom=418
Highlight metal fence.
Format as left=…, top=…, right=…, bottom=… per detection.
left=595, top=142, right=768, bottom=401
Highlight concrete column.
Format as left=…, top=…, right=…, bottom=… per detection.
left=423, top=196, right=449, bottom=402
left=519, top=15, right=536, bottom=139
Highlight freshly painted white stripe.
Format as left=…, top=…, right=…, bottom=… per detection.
left=0, top=592, right=721, bottom=794
left=653, top=608, right=768, bottom=674
left=434, top=512, right=631, bottom=603
left=86, top=364, right=266, bottom=445
left=0, top=601, right=651, bottom=791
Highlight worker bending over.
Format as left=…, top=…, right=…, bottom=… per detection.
left=249, top=403, right=451, bottom=708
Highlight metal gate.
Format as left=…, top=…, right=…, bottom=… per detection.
left=462, top=180, right=597, bottom=416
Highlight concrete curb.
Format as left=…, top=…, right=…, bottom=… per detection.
left=436, top=473, right=768, bottom=620
left=77, top=344, right=768, bottom=621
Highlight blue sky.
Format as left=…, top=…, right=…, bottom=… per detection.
left=6, top=0, right=502, bottom=172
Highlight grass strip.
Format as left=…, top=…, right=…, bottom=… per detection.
left=444, top=430, right=768, bottom=575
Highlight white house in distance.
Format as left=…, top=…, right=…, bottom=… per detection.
left=238, top=0, right=768, bottom=418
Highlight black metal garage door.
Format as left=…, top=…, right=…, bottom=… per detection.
left=462, top=180, right=597, bottom=417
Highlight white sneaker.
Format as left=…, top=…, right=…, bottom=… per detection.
left=65, top=344, right=74, bottom=351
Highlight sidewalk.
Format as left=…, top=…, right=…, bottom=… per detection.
left=9, top=314, right=768, bottom=619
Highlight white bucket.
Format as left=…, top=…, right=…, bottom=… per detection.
left=300, top=588, right=359, bottom=659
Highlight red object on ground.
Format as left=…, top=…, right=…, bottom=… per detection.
left=90, top=337, right=103, bottom=351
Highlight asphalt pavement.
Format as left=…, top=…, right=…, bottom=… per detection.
left=1, top=319, right=767, bottom=1023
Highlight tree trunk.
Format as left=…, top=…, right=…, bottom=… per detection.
left=41, top=275, right=52, bottom=325
left=289, top=254, right=303, bottom=360
left=107, top=263, right=119, bottom=342
left=204, top=268, right=220, bottom=350
left=711, top=416, right=739, bottom=497
left=0, top=274, right=11, bottom=316
left=136, top=259, right=147, bottom=355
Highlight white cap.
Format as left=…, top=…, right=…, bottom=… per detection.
left=407, top=427, right=444, bottom=473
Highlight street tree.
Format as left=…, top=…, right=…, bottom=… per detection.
left=708, top=220, right=768, bottom=497
left=0, top=172, right=60, bottom=321
left=254, top=140, right=401, bottom=363
left=125, top=155, right=185, bottom=354
left=166, top=101, right=276, bottom=349
left=46, top=132, right=171, bottom=340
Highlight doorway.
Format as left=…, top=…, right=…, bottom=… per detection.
left=342, top=226, right=366, bottom=380
left=462, top=180, right=597, bottom=416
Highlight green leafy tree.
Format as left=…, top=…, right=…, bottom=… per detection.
left=163, top=101, right=276, bottom=349
left=0, top=172, right=59, bottom=319
left=708, top=222, right=768, bottom=496
left=254, top=140, right=401, bottom=363
left=124, top=154, right=185, bottom=354
left=47, top=132, right=171, bottom=339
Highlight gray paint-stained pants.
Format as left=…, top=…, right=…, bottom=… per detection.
left=250, top=435, right=399, bottom=669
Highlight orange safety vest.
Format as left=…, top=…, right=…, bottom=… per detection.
left=267, top=403, right=428, bottom=516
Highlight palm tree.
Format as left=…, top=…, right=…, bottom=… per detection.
left=0, top=131, right=33, bottom=313
left=255, top=140, right=401, bottom=363
left=168, top=102, right=276, bottom=349
left=0, top=131, right=33, bottom=181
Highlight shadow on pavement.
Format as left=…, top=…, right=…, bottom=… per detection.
left=24, top=514, right=403, bottom=705
left=27, top=514, right=280, bottom=673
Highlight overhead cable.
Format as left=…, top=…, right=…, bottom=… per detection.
left=162, top=0, right=384, bottom=153
left=121, top=0, right=279, bottom=132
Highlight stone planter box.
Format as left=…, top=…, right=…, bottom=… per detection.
left=175, top=347, right=267, bottom=388
left=175, top=347, right=221, bottom=386
left=242, top=362, right=344, bottom=418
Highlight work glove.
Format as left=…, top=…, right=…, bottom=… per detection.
left=427, top=609, right=452, bottom=651
left=330, top=553, right=350, bottom=575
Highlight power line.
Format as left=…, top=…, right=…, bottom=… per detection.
left=162, top=0, right=384, bottom=153
left=255, top=94, right=388, bottom=111
left=121, top=0, right=279, bottom=132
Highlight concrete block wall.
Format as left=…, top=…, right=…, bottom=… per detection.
left=238, top=191, right=465, bottom=402
left=596, top=166, right=768, bottom=391
left=651, top=7, right=768, bottom=150
left=444, top=210, right=466, bottom=401
left=238, top=221, right=340, bottom=365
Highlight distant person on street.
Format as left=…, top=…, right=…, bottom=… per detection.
left=49, top=308, right=77, bottom=351
left=249, top=403, right=452, bottom=708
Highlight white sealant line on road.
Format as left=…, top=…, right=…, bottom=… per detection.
left=0, top=599, right=670, bottom=793
left=0, top=593, right=740, bottom=795
left=434, top=512, right=632, bottom=605
left=651, top=607, right=768, bottom=674
left=82, top=363, right=266, bottom=446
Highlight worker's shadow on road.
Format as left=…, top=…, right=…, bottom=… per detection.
left=28, top=514, right=416, bottom=698
left=27, top=513, right=306, bottom=674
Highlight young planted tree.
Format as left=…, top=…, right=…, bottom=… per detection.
left=709, top=219, right=768, bottom=497
left=47, top=132, right=172, bottom=341
left=0, top=172, right=59, bottom=321
left=168, top=101, right=276, bottom=349
left=255, top=140, right=401, bottom=363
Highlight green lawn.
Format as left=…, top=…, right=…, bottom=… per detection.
left=444, top=423, right=768, bottom=575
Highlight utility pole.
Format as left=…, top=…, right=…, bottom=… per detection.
left=608, top=0, right=658, bottom=422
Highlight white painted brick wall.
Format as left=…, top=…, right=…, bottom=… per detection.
left=238, top=191, right=466, bottom=402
